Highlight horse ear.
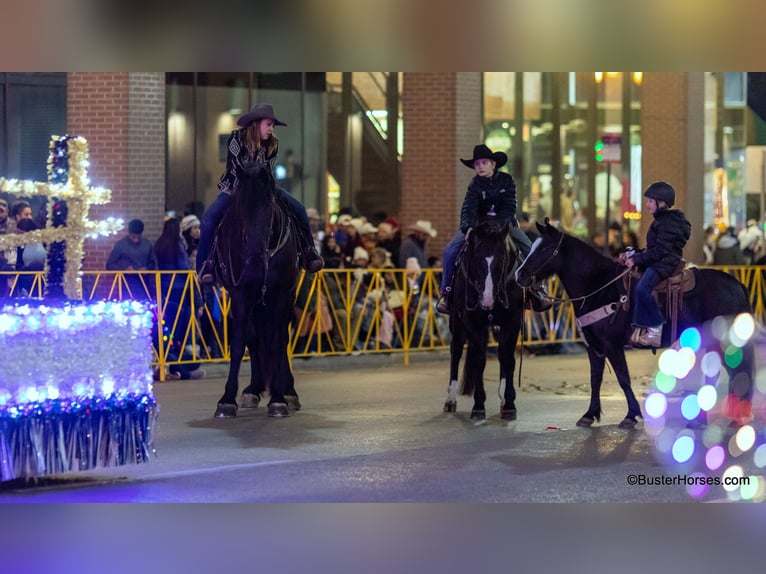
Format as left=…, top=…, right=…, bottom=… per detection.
left=535, top=221, right=545, bottom=233
left=544, top=217, right=551, bottom=226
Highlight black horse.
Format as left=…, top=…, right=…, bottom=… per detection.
left=515, top=221, right=754, bottom=429
left=212, top=164, right=300, bottom=418
left=443, top=218, right=525, bottom=420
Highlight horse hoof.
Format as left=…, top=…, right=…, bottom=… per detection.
left=576, top=417, right=594, bottom=428
left=285, top=395, right=302, bottom=411
left=470, top=409, right=486, bottom=420
left=240, top=393, right=261, bottom=409
left=618, top=417, right=637, bottom=430
left=501, top=408, right=517, bottom=421
left=444, top=401, right=457, bottom=413
left=214, top=403, right=238, bottom=418
left=268, top=403, right=290, bottom=418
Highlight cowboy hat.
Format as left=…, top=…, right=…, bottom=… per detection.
left=409, top=220, right=437, bottom=238
left=460, top=144, right=507, bottom=169
left=359, top=222, right=378, bottom=235
left=336, top=214, right=353, bottom=226
left=237, top=103, right=287, bottom=128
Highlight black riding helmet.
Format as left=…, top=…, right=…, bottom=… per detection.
left=644, top=181, right=675, bottom=207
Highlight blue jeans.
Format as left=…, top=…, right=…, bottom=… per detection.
left=440, top=230, right=465, bottom=292
left=196, top=188, right=313, bottom=272
left=632, top=267, right=665, bottom=328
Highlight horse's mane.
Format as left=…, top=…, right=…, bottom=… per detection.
left=548, top=227, right=626, bottom=294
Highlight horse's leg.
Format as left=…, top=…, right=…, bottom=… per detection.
left=497, top=321, right=520, bottom=421
left=283, top=356, right=301, bottom=411
left=606, top=348, right=642, bottom=429
left=577, top=346, right=606, bottom=427
left=215, top=298, right=249, bottom=418
left=444, top=317, right=465, bottom=413
left=240, top=336, right=263, bottom=409
left=464, top=327, right=489, bottom=420
left=266, top=311, right=292, bottom=418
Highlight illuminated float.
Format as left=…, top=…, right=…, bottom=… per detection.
left=0, top=135, right=156, bottom=480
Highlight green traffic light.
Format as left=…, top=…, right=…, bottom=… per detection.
left=594, top=142, right=604, bottom=151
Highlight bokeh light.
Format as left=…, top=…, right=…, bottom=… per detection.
left=672, top=435, right=695, bottom=463
left=680, top=394, right=701, bottom=421
left=679, top=327, right=701, bottom=352
left=705, top=445, right=726, bottom=471
left=731, top=313, right=755, bottom=346
left=700, top=351, right=722, bottom=378
left=646, top=315, right=764, bottom=502
left=735, top=425, right=756, bottom=452
left=654, top=371, right=676, bottom=393
left=697, top=384, right=717, bottom=411
left=644, top=392, right=668, bottom=419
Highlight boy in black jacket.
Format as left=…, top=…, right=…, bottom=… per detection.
left=621, top=181, right=691, bottom=347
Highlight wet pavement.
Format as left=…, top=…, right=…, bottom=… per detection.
left=0, top=347, right=738, bottom=502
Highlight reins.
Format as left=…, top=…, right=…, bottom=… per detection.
left=523, top=231, right=630, bottom=309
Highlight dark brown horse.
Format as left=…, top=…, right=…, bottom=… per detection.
left=212, top=163, right=300, bottom=418
left=443, top=218, right=525, bottom=420
left=515, top=221, right=754, bottom=429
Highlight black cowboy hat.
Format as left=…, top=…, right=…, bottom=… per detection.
left=237, top=103, right=288, bottom=128
left=460, top=144, right=507, bottom=169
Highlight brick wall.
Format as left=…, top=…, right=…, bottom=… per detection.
left=67, top=72, right=165, bottom=270
left=641, top=72, right=705, bottom=261
left=401, top=73, right=482, bottom=257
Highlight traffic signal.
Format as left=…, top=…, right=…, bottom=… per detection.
left=594, top=141, right=604, bottom=162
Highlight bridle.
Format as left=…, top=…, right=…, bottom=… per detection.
left=521, top=230, right=630, bottom=307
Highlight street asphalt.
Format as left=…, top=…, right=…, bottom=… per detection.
left=0, top=346, right=760, bottom=502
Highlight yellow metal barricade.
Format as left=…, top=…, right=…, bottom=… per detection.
left=2, top=264, right=764, bottom=377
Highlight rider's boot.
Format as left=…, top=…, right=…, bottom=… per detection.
left=525, top=282, right=552, bottom=312
left=198, top=260, right=216, bottom=287
left=301, top=247, right=324, bottom=273
left=437, top=287, right=451, bottom=314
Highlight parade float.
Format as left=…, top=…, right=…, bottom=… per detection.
left=0, top=135, right=156, bottom=481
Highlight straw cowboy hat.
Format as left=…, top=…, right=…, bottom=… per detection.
left=359, top=222, right=378, bottom=235
left=409, top=220, right=438, bottom=238
left=460, top=144, right=507, bottom=169
left=237, top=103, right=288, bottom=128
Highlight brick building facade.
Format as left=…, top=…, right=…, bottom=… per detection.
left=63, top=72, right=705, bottom=268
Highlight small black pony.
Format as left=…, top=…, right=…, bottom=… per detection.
left=444, top=218, right=525, bottom=420
left=515, top=221, right=754, bottom=429
left=212, top=164, right=300, bottom=418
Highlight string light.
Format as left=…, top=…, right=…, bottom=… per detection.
left=0, top=135, right=123, bottom=299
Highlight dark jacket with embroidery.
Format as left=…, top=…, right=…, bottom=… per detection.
left=631, top=208, right=691, bottom=278
left=459, top=172, right=517, bottom=233
left=217, top=129, right=278, bottom=195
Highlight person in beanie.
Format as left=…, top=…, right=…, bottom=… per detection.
left=197, top=103, right=323, bottom=286
left=437, top=144, right=551, bottom=314
left=619, top=181, right=691, bottom=348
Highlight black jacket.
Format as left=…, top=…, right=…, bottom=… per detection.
left=459, top=172, right=517, bottom=233
left=631, top=208, right=691, bottom=278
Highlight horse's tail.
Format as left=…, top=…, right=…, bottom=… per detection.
left=459, top=369, right=474, bottom=396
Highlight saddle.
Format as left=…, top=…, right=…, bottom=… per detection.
left=624, top=259, right=695, bottom=343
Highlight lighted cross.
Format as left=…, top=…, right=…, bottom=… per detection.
left=0, top=135, right=123, bottom=299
